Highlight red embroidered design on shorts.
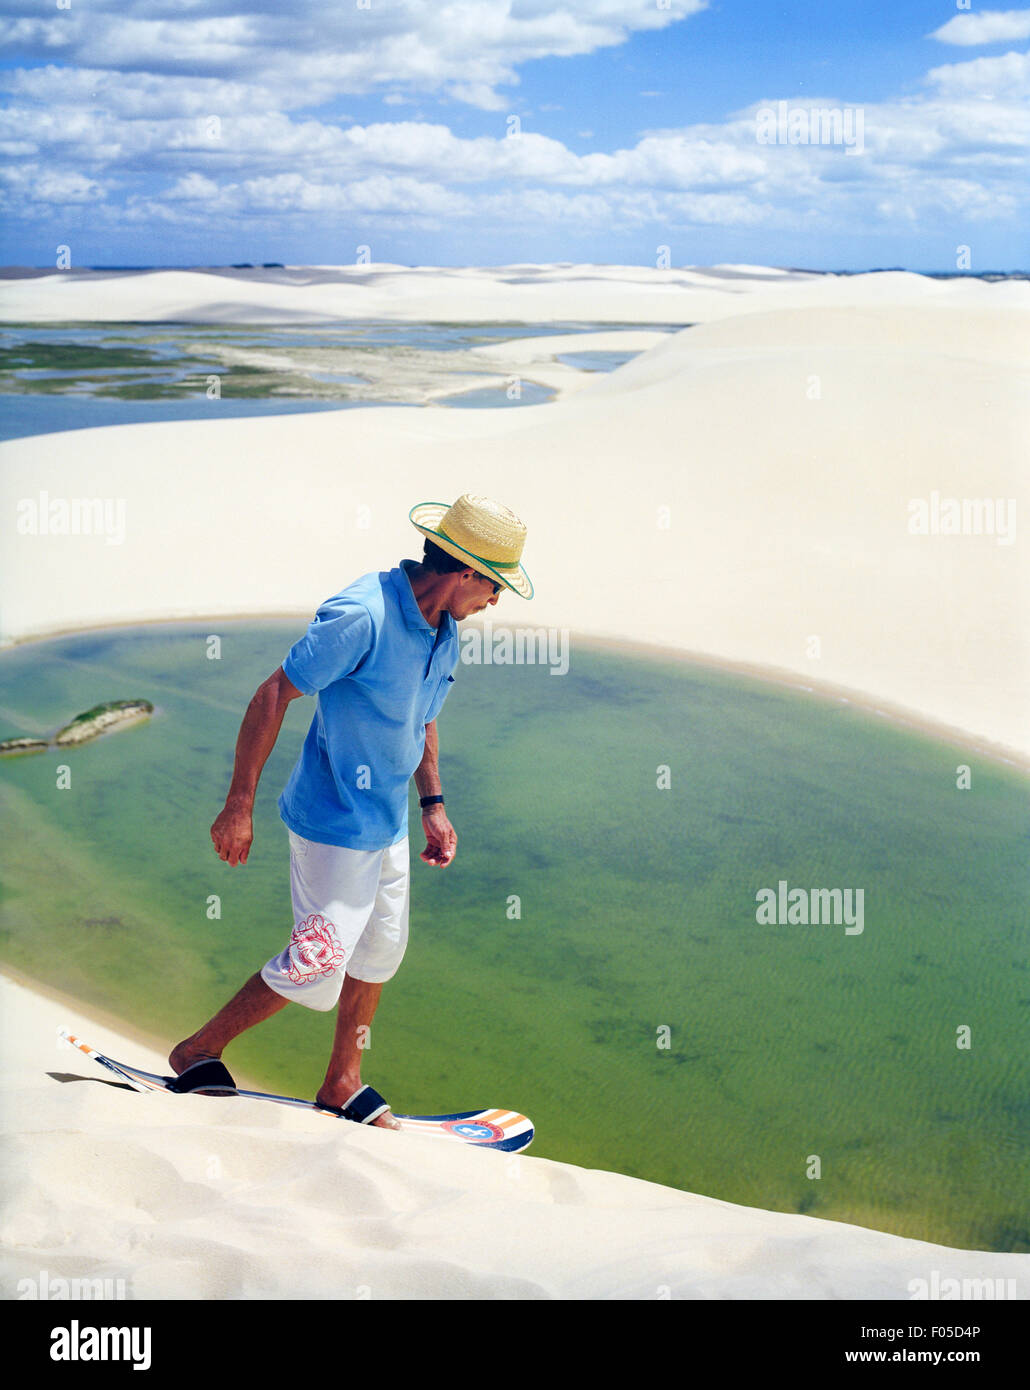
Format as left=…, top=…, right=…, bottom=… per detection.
left=286, top=913, right=345, bottom=983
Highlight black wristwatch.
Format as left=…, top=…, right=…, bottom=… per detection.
left=419, top=794, right=445, bottom=810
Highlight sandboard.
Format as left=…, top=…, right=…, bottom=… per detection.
left=57, top=1027, right=534, bottom=1153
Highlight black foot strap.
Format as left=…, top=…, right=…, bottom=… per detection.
left=321, top=1085, right=390, bottom=1124
left=167, top=1059, right=237, bottom=1095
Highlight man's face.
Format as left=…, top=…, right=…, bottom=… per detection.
left=450, top=569, right=502, bottom=620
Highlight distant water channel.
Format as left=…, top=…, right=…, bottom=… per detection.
left=0, top=321, right=676, bottom=442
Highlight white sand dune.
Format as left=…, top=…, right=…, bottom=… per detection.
left=3, top=974, right=1025, bottom=1301
left=1, top=270, right=1027, bottom=760
left=436, top=329, right=673, bottom=400
left=2, top=262, right=1026, bottom=325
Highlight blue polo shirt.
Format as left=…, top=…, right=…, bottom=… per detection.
left=277, top=560, right=459, bottom=850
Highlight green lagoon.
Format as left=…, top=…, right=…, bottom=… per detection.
left=1, top=621, right=1027, bottom=1250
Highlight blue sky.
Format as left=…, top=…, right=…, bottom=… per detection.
left=1, top=0, right=1027, bottom=269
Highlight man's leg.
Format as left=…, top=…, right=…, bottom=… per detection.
left=169, top=972, right=287, bottom=1074
left=315, top=975, right=400, bottom=1129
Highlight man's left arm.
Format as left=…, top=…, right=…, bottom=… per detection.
left=415, top=720, right=457, bottom=866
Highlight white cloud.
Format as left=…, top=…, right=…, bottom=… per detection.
left=0, top=164, right=107, bottom=207
left=2, top=65, right=282, bottom=119
left=0, top=0, right=704, bottom=111
left=0, top=4, right=1026, bottom=249
left=447, top=83, right=509, bottom=112
left=236, top=171, right=470, bottom=218
left=165, top=173, right=222, bottom=202
left=930, top=8, right=1030, bottom=46
left=925, top=47, right=1030, bottom=99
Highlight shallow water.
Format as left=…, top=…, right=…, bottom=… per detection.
left=1, top=622, right=1026, bottom=1250
left=0, top=320, right=677, bottom=440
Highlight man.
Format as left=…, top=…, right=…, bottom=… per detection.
left=168, top=494, right=533, bottom=1129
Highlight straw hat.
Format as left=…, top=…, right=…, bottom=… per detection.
left=409, top=494, right=533, bottom=599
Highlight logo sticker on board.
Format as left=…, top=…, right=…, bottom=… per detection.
left=443, top=1119, right=504, bottom=1143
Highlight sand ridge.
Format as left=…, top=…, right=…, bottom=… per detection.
left=3, top=974, right=1027, bottom=1301
left=2, top=262, right=1027, bottom=325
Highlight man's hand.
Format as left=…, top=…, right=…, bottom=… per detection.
left=209, top=667, right=303, bottom=866
left=420, top=804, right=457, bottom=866
left=211, top=799, right=254, bottom=866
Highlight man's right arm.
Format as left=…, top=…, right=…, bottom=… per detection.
left=210, top=666, right=304, bottom=866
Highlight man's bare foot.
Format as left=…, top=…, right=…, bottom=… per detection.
left=368, top=1109, right=402, bottom=1131
left=169, top=1038, right=221, bottom=1076
left=316, top=1079, right=401, bottom=1130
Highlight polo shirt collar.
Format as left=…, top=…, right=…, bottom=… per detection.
left=392, top=559, right=455, bottom=640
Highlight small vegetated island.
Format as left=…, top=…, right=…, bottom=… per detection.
left=0, top=736, right=50, bottom=756
left=0, top=700, right=153, bottom=756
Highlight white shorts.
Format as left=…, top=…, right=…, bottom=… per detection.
left=260, top=830, right=410, bottom=1012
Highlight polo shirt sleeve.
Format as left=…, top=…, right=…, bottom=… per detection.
left=282, top=601, right=374, bottom=696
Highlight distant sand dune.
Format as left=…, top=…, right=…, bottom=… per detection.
left=2, top=262, right=1026, bottom=325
